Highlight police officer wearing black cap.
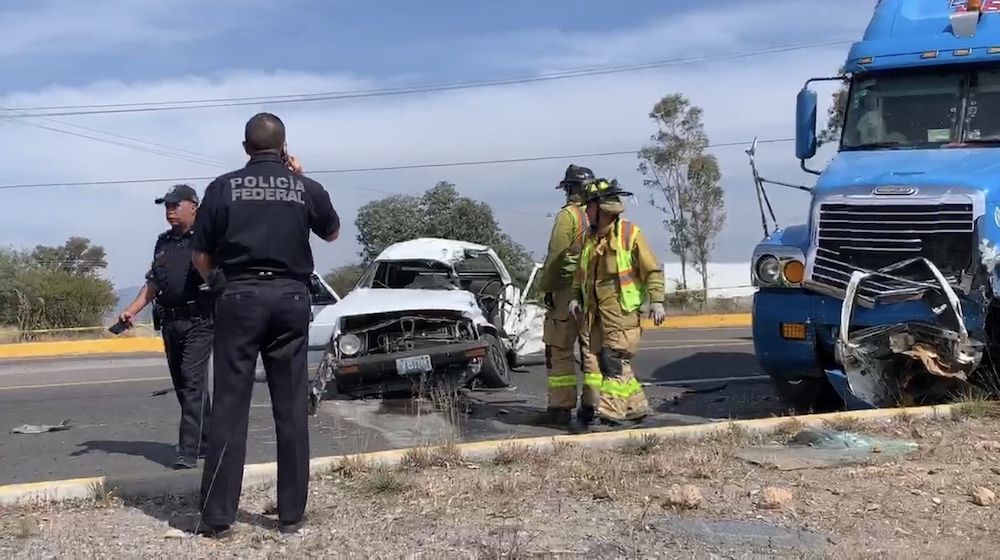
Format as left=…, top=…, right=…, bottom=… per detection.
left=119, top=183, right=214, bottom=470
left=190, top=112, right=340, bottom=537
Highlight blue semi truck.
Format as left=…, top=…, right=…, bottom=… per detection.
left=751, top=0, right=1000, bottom=411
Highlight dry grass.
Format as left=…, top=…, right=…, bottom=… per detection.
left=333, top=454, right=369, bottom=478
left=10, top=415, right=1000, bottom=558
left=365, top=465, right=408, bottom=495
left=618, top=434, right=661, bottom=456
left=492, top=442, right=540, bottom=466
left=823, top=415, right=867, bottom=432
left=401, top=442, right=465, bottom=470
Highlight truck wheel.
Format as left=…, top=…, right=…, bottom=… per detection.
left=772, top=377, right=842, bottom=414
left=477, top=333, right=511, bottom=388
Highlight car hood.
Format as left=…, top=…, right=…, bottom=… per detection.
left=330, top=288, right=484, bottom=320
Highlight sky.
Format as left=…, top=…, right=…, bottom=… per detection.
left=0, top=0, right=876, bottom=292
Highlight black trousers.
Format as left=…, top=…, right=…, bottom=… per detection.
left=199, top=277, right=311, bottom=527
left=161, top=316, right=214, bottom=461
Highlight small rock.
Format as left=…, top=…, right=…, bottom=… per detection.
left=759, top=487, right=793, bottom=510
left=592, top=487, right=613, bottom=501
left=990, top=467, right=1000, bottom=476
left=975, top=441, right=1000, bottom=451
left=972, top=487, right=996, bottom=507
left=163, top=529, right=187, bottom=540
left=665, top=484, right=703, bottom=510
left=864, top=503, right=881, bottom=512
left=932, top=497, right=943, bottom=505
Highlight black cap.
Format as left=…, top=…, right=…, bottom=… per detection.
left=558, top=164, right=595, bottom=189
left=155, top=184, right=199, bottom=205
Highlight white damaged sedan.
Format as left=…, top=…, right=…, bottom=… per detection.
left=307, top=238, right=542, bottom=412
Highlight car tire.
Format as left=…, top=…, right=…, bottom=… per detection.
left=772, top=376, right=842, bottom=414
left=477, top=333, right=510, bottom=388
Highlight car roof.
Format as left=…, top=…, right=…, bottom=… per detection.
left=375, top=237, right=492, bottom=264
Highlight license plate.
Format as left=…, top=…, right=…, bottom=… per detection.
left=396, top=354, right=432, bottom=375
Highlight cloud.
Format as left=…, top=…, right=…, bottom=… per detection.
left=0, top=1, right=870, bottom=290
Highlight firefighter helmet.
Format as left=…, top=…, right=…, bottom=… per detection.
left=557, top=164, right=595, bottom=189
left=582, top=178, right=632, bottom=202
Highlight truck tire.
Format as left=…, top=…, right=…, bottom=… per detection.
left=477, top=333, right=511, bottom=388
left=772, top=376, right=842, bottom=414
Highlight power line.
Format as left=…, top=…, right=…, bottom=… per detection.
left=0, top=137, right=792, bottom=193
left=0, top=39, right=853, bottom=118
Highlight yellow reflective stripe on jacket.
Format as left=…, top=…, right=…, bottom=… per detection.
left=548, top=375, right=578, bottom=388
left=601, top=377, right=643, bottom=398
left=583, top=372, right=603, bottom=389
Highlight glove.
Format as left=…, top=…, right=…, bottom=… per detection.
left=544, top=293, right=555, bottom=309
left=649, top=302, right=666, bottom=327
left=568, top=299, right=582, bottom=320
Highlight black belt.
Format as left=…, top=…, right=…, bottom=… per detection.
left=224, top=269, right=305, bottom=282
left=156, top=301, right=210, bottom=320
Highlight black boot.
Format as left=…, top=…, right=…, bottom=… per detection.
left=535, top=408, right=572, bottom=427
left=573, top=405, right=596, bottom=432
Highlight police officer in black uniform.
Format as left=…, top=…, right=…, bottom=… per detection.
left=119, top=184, right=214, bottom=470
left=190, top=112, right=340, bottom=537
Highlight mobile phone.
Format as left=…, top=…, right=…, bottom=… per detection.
left=108, top=318, right=129, bottom=335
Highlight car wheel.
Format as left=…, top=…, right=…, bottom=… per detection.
left=772, top=376, right=842, bottom=414
left=477, top=333, right=510, bottom=388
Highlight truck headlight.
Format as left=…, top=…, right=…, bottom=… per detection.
left=755, top=255, right=782, bottom=285
left=338, top=333, right=362, bottom=357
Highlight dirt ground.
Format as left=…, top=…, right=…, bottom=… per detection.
left=4, top=404, right=1000, bottom=559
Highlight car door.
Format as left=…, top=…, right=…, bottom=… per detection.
left=306, top=272, right=341, bottom=370
left=502, top=262, right=544, bottom=358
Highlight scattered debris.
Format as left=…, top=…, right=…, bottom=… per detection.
left=665, top=484, right=703, bottom=510
left=972, top=488, right=996, bottom=507
left=735, top=429, right=918, bottom=471
left=10, top=420, right=71, bottom=434
left=162, top=528, right=188, bottom=540
left=759, top=487, right=793, bottom=510
left=150, top=388, right=174, bottom=397
left=975, top=441, right=1000, bottom=452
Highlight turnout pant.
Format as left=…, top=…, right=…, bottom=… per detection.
left=543, top=289, right=600, bottom=410
left=589, top=318, right=651, bottom=422
left=200, top=277, right=311, bottom=527
left=161, top=316, right=213, bottom=461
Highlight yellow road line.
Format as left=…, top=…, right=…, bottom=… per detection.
left=0, top=376, right=169, bottom=392
left=639, top=341, right=752, bottom=351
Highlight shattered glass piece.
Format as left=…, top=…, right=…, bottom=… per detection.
left=11, top=419, right=72, bottom=434
left=735, top=429, right=917, bottom=470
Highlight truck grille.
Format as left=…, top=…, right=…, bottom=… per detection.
left=812, top=202, right=975, bottom=299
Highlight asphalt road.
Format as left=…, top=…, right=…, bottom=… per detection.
left=0, top=327, right=783, bottom=485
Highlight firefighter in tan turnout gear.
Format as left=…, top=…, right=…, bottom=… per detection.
left=570, top=178, right=666, bottom=425
left=537, top=165, right=603, bottom=429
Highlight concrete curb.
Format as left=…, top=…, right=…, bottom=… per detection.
left=0, top=402, right=959, bottom=507
left=0, top=313, right=753, bottom=360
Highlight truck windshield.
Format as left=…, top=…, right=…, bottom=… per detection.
left=842, top=70, right=965, bottom=150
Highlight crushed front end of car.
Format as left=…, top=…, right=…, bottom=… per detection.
left=308, top=309, right=486, bottom=409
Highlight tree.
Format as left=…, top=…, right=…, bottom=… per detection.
left=638, top=93, right=724, bottom=292
left=324, top=263, right=367, bottom=296
left=819, top=65, right=849, bottom=146
left=31, top=236, right=108, bottom=276
left=355, top=181, right=535, bottom=283
left=686, top=154, right=726, bottom=297
left=0, top=239, right=117, bottom=338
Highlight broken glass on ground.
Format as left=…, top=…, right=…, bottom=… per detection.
left=735, top=428, right=918, bottom=471
left=10, top=419, right=72, bottom=434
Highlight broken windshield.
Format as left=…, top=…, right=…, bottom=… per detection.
left=359, top=260, right=460, bottom=290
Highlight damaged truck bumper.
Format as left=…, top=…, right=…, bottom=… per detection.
left=753, top=258, right=990, bottom=411
left=830, top=258, right=985, bottom=409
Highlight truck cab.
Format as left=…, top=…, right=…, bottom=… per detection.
left=752, top=0, right=1000, bottom=411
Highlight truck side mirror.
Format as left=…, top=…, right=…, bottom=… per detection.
left=795, top=88, right=818, bottom=161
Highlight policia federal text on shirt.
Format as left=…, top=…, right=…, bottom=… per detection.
left=120, top=184, right=214, bottom=470
left=190, top=112, right=340, bottom=538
